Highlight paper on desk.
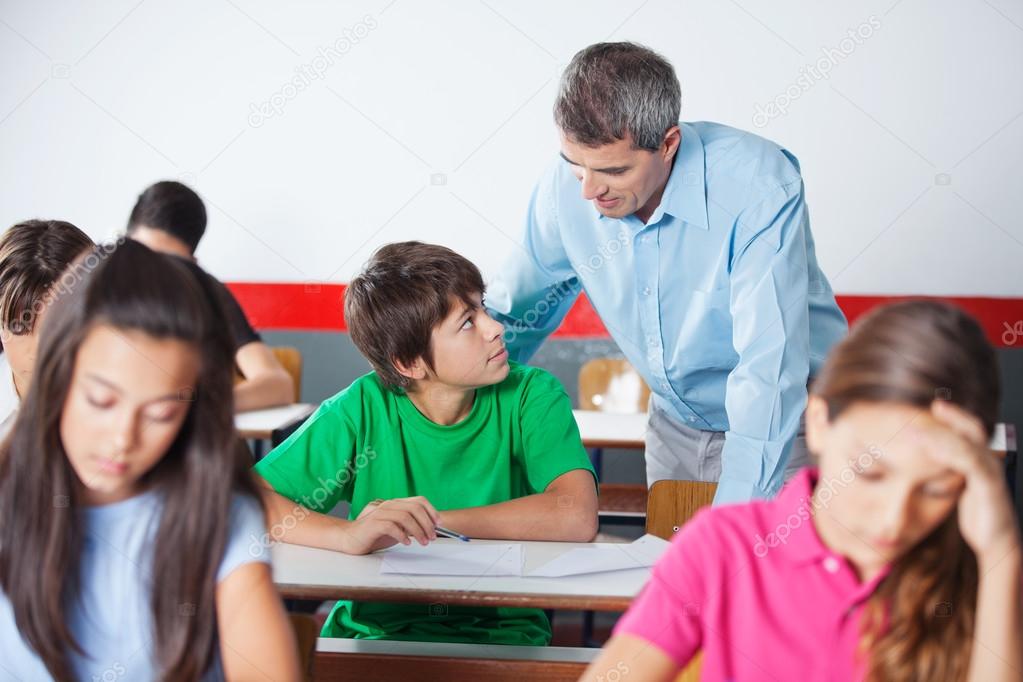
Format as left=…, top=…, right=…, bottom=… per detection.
left=527, top=534, right=670, bottom=578
left=379, top=542, right=524, bottom=577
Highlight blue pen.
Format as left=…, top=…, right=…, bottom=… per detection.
left=435, top=526, right=470, bottom=542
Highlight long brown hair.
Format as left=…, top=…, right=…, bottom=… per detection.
left=810, top=299, right=999, bottom=681
left=0, top=239, right=262, bottom=680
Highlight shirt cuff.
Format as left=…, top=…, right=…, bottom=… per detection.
left=712, top=476, right=771, bottom=505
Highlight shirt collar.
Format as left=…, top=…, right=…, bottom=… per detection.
left=597, top=122, right=710, bottom=230
left=653, top=122, right=709, bottom=229
left=597, top=122, right=712, bottom=229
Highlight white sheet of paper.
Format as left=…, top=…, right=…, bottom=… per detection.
left=379, top=542, right=524, bottom=577
left=527, top=534, right=670, bottom=578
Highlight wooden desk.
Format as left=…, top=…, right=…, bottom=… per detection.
left=273, top=538, right=647, bottom=612
left=572, top=409, right=645, bottom=450
left=236, top=403, right=316, bottom=440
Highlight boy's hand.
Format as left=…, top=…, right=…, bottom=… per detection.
left=341, top=496, right=441, bottom=555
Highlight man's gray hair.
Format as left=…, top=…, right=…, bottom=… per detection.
left=554, top=42, right=681, bottom=151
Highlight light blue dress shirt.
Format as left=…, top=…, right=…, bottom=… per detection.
left=486, top=121, right=848, bottom=504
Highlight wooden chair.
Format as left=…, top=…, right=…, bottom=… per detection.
left=645, top=480, right=718, bottom=540
left=288, top=614, right=319, bottom=682
left=271, top=346, right=303, bottom=401
left=676, top=652, right=703, bottom=682
left=311, top=639, right=597, bottom=682
left=233, top=345, right=303, bottom=402
left=577, top=358, right=650, bottom=515
left=578, top=358, right=651, bottom=413
left=646, top=484, right=713, bottom=682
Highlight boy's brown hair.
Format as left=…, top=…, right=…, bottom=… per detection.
left=0, top=219, right=94, bottom=335
left=344, top=241, right=485, bottom=390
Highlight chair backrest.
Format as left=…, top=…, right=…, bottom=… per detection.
left=272, top=346, right=303, bottom=402
left=675, top=652, right=703, bottom=682
left=645, top=480, right=718, bottom=540
left=578, top=358, right=651, bottom=413
left=288, top=613, right=319, bottom=682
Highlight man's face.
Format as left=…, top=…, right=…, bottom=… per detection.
left=559, top=127, right=679, bottom=221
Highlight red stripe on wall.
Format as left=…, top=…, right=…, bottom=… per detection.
left=224, top=282, right=1023, bottom=348
left=226, top=282, right=349, bottom=332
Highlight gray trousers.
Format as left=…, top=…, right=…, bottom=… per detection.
left=644, top=400, right=810, bottom=487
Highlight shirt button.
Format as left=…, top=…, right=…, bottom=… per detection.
left=688, top=416, right=696, bottom=423
left=642, top=287, right=651, bottom=296
left=823, top=557, right=841, bottom=574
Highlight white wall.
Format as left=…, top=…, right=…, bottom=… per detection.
left=2, top=0, right=1022, bottom=295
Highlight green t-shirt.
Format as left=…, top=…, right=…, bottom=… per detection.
left=254, top=361, right=596, bottom=645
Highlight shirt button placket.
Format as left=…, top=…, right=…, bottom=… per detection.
left=636, top=226, right=677, bottom=416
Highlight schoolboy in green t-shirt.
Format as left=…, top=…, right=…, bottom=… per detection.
left=254, top=241, right=598, bottom=645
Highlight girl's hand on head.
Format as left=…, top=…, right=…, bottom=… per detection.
left=917, top=400, right=1020, bottom=565
left=342, top=496, right=441, bottom=555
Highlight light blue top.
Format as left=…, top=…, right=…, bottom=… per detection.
left=0, top=490, right=268, bottom=681
left=486, top=121, right=848, bottom=504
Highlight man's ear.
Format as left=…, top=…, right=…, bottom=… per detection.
left=392, top=356, right=427, bottom=383
left=804, top=394, right=831, bottom=456
left=662, top=125, right=681, bottom=162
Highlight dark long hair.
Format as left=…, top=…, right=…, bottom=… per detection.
left=0, top=239, right=261, bottom=681
left=810, top=300, right=999, bottom=681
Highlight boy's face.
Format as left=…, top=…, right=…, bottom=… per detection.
left=420, top=292, right=509, bottom=390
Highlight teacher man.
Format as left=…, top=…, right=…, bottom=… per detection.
left=486, top=42, right=847, bottom=504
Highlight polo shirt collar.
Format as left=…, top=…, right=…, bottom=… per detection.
left=766, top=467, right=828, bottom=566
left=768, top=468, right=893, bottom=595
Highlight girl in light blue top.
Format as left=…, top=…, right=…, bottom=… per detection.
left=0, top=240, right=300, bottom=681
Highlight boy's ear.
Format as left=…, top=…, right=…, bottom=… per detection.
left=392, top=356, right=427, bottom=383
left=804, top=394, right=830, bottom=456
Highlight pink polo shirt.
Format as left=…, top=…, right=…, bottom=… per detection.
left=614, top=468, right=890, bottom=681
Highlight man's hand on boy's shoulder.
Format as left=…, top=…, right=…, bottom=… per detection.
left=342, top=496, right=442, bottom=555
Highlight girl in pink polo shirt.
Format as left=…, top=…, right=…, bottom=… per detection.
left=583, top=300, right=1022, bottom=681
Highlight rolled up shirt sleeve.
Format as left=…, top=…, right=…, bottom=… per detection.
left=485, top=167, right=581, bottom=363
left=715, top=180, right=811, bottom=504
